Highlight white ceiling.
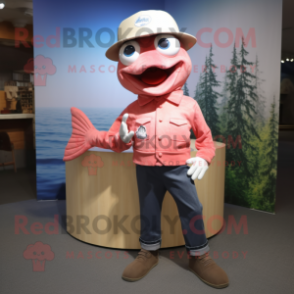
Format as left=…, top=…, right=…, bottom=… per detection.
left=0, top=0, right=293, bottom=54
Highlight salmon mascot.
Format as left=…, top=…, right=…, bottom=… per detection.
left=64, top=10, right=229, bottom=288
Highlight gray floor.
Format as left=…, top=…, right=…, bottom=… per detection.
left=0, top=131, right=294, bottom=294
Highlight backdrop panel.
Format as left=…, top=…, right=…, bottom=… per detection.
left=166, top=0, right=282, bottom=212
left=34, top=0, right=282, bottom=213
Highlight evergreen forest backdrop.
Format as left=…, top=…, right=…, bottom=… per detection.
left=185, top=39, right=279, bottom=213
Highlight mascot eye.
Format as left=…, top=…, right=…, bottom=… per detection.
left=158, top=38, right=170, bottom=49
left=119, top=40, right=140, bottom=66
left=154, top=34, right=180, bottom=56
left=124, top=45, right=135, bottom=56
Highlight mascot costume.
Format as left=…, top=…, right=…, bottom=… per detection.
left=64, top=10, right=229, bottom=289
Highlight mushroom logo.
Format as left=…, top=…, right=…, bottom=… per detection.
left=82, top=154, right=104, bottom=175
left=24, top=55, right=56, bottom=86
left=23, top=241, right=54, bottom=272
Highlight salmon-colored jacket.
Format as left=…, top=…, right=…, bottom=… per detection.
left=82, top=89, right=215, bottom=166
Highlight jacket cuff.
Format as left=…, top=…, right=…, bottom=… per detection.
left=195, top=152, right=214, bottom=165
left=114, top=132, right=133, bottom=151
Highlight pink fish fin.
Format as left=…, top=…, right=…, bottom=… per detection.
left=63, top=107, right=99, bottom=161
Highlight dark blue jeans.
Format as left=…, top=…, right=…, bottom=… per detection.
left=136, top=164, right=209, bottom=256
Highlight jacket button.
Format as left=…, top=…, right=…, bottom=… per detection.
left=158, top=152, right=162, bottom=157
left=159, top=119, right=162, bottom=122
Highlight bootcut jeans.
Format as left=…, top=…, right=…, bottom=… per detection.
left=136, top=164, right=209, bottom=256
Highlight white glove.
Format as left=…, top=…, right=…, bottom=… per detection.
left=119, top=113, right=134, bottom=143
left=186, top=157, right=209, bottom=180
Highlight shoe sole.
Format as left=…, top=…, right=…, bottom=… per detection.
left=189, top=268, right=229, bottom=289
left=122, top=261, right=159, bottom=282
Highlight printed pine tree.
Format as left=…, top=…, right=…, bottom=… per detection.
left=193, top=73, right=202, bottom=102
left=248, top=97, right=278, bottom=212
left=226, top=38, right=260, bottom=182
left=219, top=72, right=230, bottom=135
left=197, top=56, right=208, bottom=113
left=253, top=56, right=266, bottom=127
left=225, top=45, right=238, bottom=127
left=223, top=44, right=240, bottom=204
left=198, top=46, right=221, bottom=137
left=183, top=82, right=190, bottom=96
left=261, top=97, right=278, bottom=209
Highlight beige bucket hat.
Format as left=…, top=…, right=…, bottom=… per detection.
left=105, top=10, right=197, bottom=61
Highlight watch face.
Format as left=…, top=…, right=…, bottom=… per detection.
left=136, top=125, right=147, bottom=139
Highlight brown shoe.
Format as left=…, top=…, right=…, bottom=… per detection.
left=122, top=249, right=159, bottom=282
left=189, top=253, right=229, bottom=288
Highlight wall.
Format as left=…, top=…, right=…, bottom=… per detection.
left=0, top=116, right=35, bottom=170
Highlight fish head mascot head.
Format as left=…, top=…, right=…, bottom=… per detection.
left=62, top=10, right=198, bottom=162
left=105, top=10, right=197, bottom=97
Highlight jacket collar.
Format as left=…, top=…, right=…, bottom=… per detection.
left=137, top=89, right=183, bottom=107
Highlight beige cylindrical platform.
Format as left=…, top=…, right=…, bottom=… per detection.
left=66, top=140, right=226, bottom=249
